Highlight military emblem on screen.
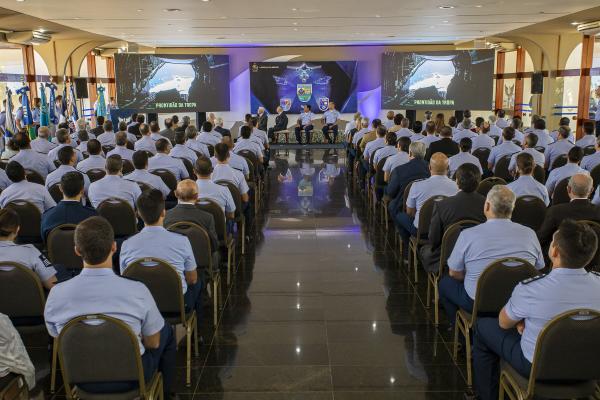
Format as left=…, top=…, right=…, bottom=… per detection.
left=280, top=98, right=292, bottom=111
left=318, top=97, right=329, bottom=111
left=296, top=84, right=313, bottom=103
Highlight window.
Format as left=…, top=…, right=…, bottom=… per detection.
left=0, top=47, right=25, bottom=108
left=589, top=38, right=600, bottom=122
left=560, top=43, right=581, bottom=131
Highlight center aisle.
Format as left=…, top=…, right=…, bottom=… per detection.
left=187, top=148, right=467, bottom=399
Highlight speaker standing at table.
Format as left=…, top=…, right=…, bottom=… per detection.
left=268, top=106, right=288, bottom=144
left=295, top=105, right=315, bottom=145
left=322, top=102, right=340, bottom=144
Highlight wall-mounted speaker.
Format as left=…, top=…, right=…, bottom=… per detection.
left=73, top=78, right=89, bottom=99
left=531, top=72, right=544, bottom=94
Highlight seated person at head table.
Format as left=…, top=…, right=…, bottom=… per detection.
left=212, top=142, right=250, bottom=204
left=134, top=124, right=157, bottom=155
left=45, top=146, right=90, bottom=197
left=0, top=208, right=57, bottom=290
left=47, top=128, right=84, bottom=165
left=0, top=161, right=56, bottom=213
left=419, top=163, right=486, bottom=273
left=120, top=189, right=203, bottom=319
left=107, top=131, right=135, bottom=161
left=322, top=101, right=340, bottom=144
left=10, top=130, right=55, bottom=179
left=41, top=171, right=97, bottom=242
left=96, top=120, right=116, bottom=147
left=545, top=146, right=587, bottom=198
left=447, top=137, right=482, bottom=178
left=184, top=125, right=210, bottom=158
left=507, top=153, right=550, bottom=206
left=76, top=139, right=106, bottom=173
left=88, top=155, right=142, bottom=209
left=473, top=219, right=600, bottom=400
left=487, top=127, right=521, bottom=173
left=194, top=156, right=236, bottom=220
left=44, top=216, right=176, bottom=398
left=295, top=104, right=316, bottom=145
left=30, top=126, right=57, bottom=155
left=148, top=138, right=189, bottom=181
left=438, top=185, right=545, bottom=328
left=425, top=126, right=459, bottom=161
left=393, top=152, right=458, bottom=242
left=545, top=126, right=575, bottom=170
left=124, top=151, right=171, bottom=199
left=267, top=106, right=288, bottom=144
left=508, top=134, right=545, bottom=174
left=382, top=136, right=410, bottom=182
left=169, top=130, right=198, bottom=165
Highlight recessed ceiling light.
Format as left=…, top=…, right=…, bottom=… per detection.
left=74, top=17, right=80, bottom=20
left=571, top=21, right=579, bottom=25
left=438, top=5, right=455, bottom=9
left=375, top=14, right=381, bottom=18
left=16, top=0, right=25, bottom=2
left=202, top=0, right=210, bottom=2
left=163, top=8, right=181, bottom=12
left=293, top=21, right=298, bottom=25
left=474, top=4, right=483, bottom=7
left=177, top=29, right=183, bottom=32
left=443, top=20, right=449, bottom=23
left=291, top=8, right=298, bottom=11
left=220, top=16, right=227, bottom=19
left=136, top=8, right=143, bottom=12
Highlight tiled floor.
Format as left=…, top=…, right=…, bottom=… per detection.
left=29, top=147, right=467, bottom=399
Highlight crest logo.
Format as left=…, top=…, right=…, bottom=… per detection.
left=318, top=97, right=329, bottom=111
left=280, top=98, right=291, bottom=111
left=296, top=84, right=313, bottom=103
left=251, top=63, right=259, bottom=73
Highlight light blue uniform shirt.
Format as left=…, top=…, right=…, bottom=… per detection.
left=364, top=137, right=385, bottom=162
left=323, top=110, right=340, bottom=124
left=196, top=179, right=235, bottom=214
left=471, top=134, right=496, bottom=151
left=124, top=169, right=171, bottom=198
left=211, top=154, right=250, bottom=177
left=32, top=108, right=40, bottom=124
left=107, top=146, right=135, bottom=161
left=581, top=152, right=600, bottom=172
left=233, top=138, right=263, bottom=159
left=507, top=175, right=550, bottom=206
left=88, top=174, right=142, bottom=209
left=448, top=151, right=483, bottom=177
left=591, top=186, right=600, bottom=206
left=0, top=180, right=56, bottom=213
left=576, top=135, right=597, bottom=148
left=197, top=132, right=220, bottom=147
left=252, top=128, right=268, bottom=147
left=545, top=140, right=574, bottom=170
left=44, top=268, right=164, bottom=354
left=12, top=149, right=56, bottom=179
left=508, top=148, right=545, bottom=173
left=407, top=175, right=458, bottom=228
left=489, top=123, right=503, bottom=137
left=150, top=133, right=162, bottom=141
left=120, top=226, right=196, bottom=292
left=134, top=136, right=157, bottom=155
left=0, top=169, right=10, bottom=190
left=212, top=163, right=249, bottom=195
left=448, top=219, right=545, bottom=299
left=185, top=140, right=210, bottom=158
left=299, top=112, right=315, bottom=126
left=382, top=151, right=410, bottom=174
left=409, top=133, right=424, bottom=142
left=504, top=268, right=600, bottom=362
left=373, top=145, right=397, bottom=166
left=545, top=163, right=588, bottom=196
left=488, top=141, right=521, bottom=171
left=418, top=135, right=441, bottom=148
left=45, top=165, right=90, bottom=194
left=0, top=241, right=56, bottom=283
left=76, top=154, right=106, bottom=173
left=47, top=144, right=83, bottom=165
left=148, top=153, right=188, bottom=181
left=529, top=129, right=554, bottom=149
left=97, top=131, right=116, bottom=147
left=30, top=138, right=57, bottom=155
left=395, top=128, right=413, bottom=139
left=170, top=144, right=198, bottom=164
left=550, top=130, right=575, bottom=144
left=453, top=129, right=477, bottom=143
left=352, top=128, right=369, bottom=145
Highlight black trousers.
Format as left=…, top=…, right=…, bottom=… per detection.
left=295, top=125, right=313, bottom=144
left=323, top=124, right=339, bottom=143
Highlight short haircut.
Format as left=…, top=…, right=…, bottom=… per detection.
left=87, top=139, right=102, bottom=155
left=567, top=146, right=584, bottom=163
left=132, top=150, right=148, bottom=170
left=534, top=118, right=546, bottom=130
left=376, top=126, right=387, bottom=137
left=139, top=123, right=150, bottom=136
left=0, top=208, right=19, bottom=237
left=106, top=154, right=123, bottom=174
left=305, top=105, right=312, bottom=111
left=174, top=130, right=186, bottom=145
left=516, top=152, right=535, bottom=175
left=464, top=110, right=472, bottom=118
left=448, top=116, right=457, bottom=127
left=6, top=161, right=25, bottom=182
left=459, top=137, right=473, bottom=152
left=38, top=126, right=50, bottom=138
left=181, top=115, right=190, bottom=126
left=115, top=131, right=128, bottom=146
left=385, top=132, right=397, bottom=146
left=430, top=152, right=449, bottom=174
left=214, top=142, right=229, bottom=162
left=553, top=219, right=598, bottom=268
left=559, top=117, right=570, bottom=126
left=240, top=125, right=252, bottom=139
left=250, top=116, right=258, bottom=127
left=103, top=120, right=113, bottom=132
left=175, top=179, right=198, bottom=202
left=583, top=121, right=595, bottom=135
left=413, top=121, right=423, bottom=134
left=568, top=173, right=593, bottom=198
left=475, top=117, right=484, bottom=128
left=409, top=141, right=426, bottom=159
left=439, top=126, right=453, bottom=138
left=393, top=114, right=403, bottom=125
left=558, top=126, right=570, bottom=139
left=455, top=163, right=481, bottom=193
left=425, top=121, right=436, bottom=134
left=372, top=119, right=382, bottom=128
left=57, top=145, right=75, bottom=165
left=186, top=125, right=198, bottom=139
left=155, top=138, right=170, bottom=153
left=60, top=171, right=85, bottom=198
left=202, top=121, right=213, bottom=132
left=149, top=121, right=160, bottom=133
left=486, top=185, right=515, bottom=218
left=497, top=109, right=506, bottom=118
left=398, top=136, right=411, bottom=153
left=78, top=130, right=89, bottom=143
left=502, top=127, right=515, bottom=141
left=118, top=121, right=128, bottom=131
left=75, top=216, right=114, bottom=265
left=136, top=114, right=145, bottom=123
left=136, top=189, right=164, bottom=224
left=194, top=156, right=213, bottom=176
left=56, top=128, right=70, bottom=144
left=164, top=118, right=173, bottom=129
left=76, top=118, right=86, bottom=131
left=525, top=133, right=538, bottom=148
left=461, top=118, right=471, bottom=129
left=172, top=115, right=179, bottom=124
left=96, top=116, right=105, bottom=126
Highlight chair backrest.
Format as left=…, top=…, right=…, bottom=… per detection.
left=532, top=164, right=546, bottom=184
left=590, top=163, right=600, bottom=190
left=24, top=169, right=44, bottom=185
left=167, top=222, right=213, bottom=272
left=551, top=177, right=570, bottom=205
left=150, top=169, right=177, bottom=192
left=101, top=145, right=115, bottom=154
left=494, top=154, right=514, bottom=182
left=0, top=262, right=45, bottom=318
left=48, top=183, right=63, bottom=202
left=176, top=157, right=196, bottom=180
left=207, top=144, right=215, bottom=157
left=534, top=146, right=545, bottom=154
left=126, top=141, right=134, bottom=150
left=550, top=154, right=568, bottom=170
left=374, top=156, right=389, bottom=186
left=196, top=199, right=227, bottom=241
left=581, top=220, right=600, bottom=272
left=144, top=150, right=154, bottom=158
left=4, top=200, right=41, bottom=239
left=512, top=196, right=547, bottom=231
left=402, top=179, right=423, bottom=213
left=530, top=309, right=600, bottom=384
left=416, top=195, right=447, bottom=238
left=86, top=168, right=106, bottom=183
left=472, top=148, right=491, bottom=171
left=215, top=180, right=242, bottom=219
left=47, top=224, right=83, bottom=270
left=438, top=220, right=481, bottom=276
left=583, top=145, right=596, bottom=156
left=473, top=258, right=538, bottom=315
left=122, top=258, right=184, bottom=318
left=238, top=150, right=260, bottom=176
left=58, top=314, right=145, bottom=394
left=136, top=181, right=152, bottom=193
left=122, top=159, right=135, bottom=175
left=476, top=177, right=507, bottom=196
left=97, top=198, right=137, bottom=237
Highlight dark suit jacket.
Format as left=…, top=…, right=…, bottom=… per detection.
left=41, top=200, right=98, bottom=242
left=257, top=114, right=268, bottom=132
left=215, top=126, right=231, bottom=137
left=128, top=123, right=141, bottom=138
left=174, top=124, right=188, bottom=133
left=537, top=199, right=600, bottom=246
left=425, top=137, right=459, bottom=161
left=90, top=126, right=104, bottom=137
left=273, top=112, right=288, bottom=131
left=163, top=204, right=219, bottom=251
left=385, top=158, right=430, bottom=213
left=159, top=128, right=176, bottom=144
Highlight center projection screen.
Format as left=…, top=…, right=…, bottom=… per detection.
left=381, top=50, right=495, bottom=110
left=250, top=61, right=358, bottom=114
left=115, top=54, right=230, bottom=112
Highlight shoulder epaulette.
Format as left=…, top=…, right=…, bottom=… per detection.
left=521, top=273, right=547, bottom=285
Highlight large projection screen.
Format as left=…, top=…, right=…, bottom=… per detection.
left=382, top=50, right=495, bottom=110
left=250, top=61, right=358, bottom=114
left=115, top=54, right=230, bottom=112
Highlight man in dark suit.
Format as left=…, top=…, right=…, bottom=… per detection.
left=214, top=117, right=231, bottom=138
left=537, top=173, right=600, bottom=247
left=159, top=117, right=175, bottom=144
left=425, top=125, right=459, bottom=161
left=128, top=114, right=145, bottom=139
left=385, top=141, right=430, bottom=223
left=90, top=115, right=105, bottom=137
left=163, top=179, right=219, bottom=253
left=256, top=107, right=268, bottom=132
left=41, top=171, right=97, bottom=242
left=419, top=163, right=486, bottom=272
left=268, top=106, right=288, bottom=144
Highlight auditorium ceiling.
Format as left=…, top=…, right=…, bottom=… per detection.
left=0, top=0, right=598, bottom=47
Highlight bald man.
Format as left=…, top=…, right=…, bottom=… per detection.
left=163, top=179, right=218, bottom=252
left=394, top=152, right=459, bottom=241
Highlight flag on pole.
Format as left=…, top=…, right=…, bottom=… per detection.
left=61, top=83, right=67, bottom=121
left=45, top=82, right=57, bottom=124
left=68, top=81, right=79, bottom=122
left=4, top=89, right=16, bottom=139
left=39, top=83, right=49, bottom=127
left=96, top=86, right=106, bottom=117
left=16, top=85, right=33, bottom=126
